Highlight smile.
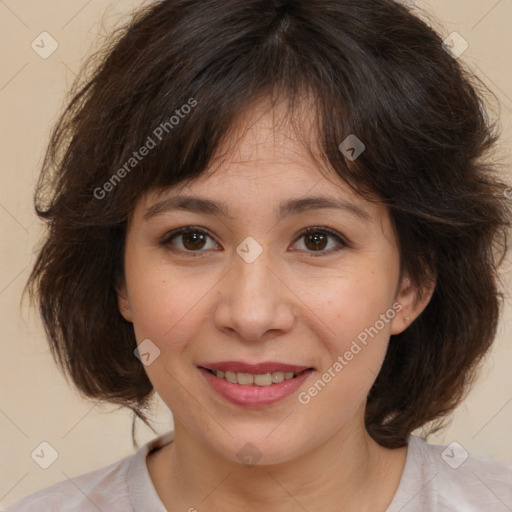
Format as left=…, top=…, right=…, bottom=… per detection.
left=197, top=364, right=315, bottom=407
left=202, top=368, right=307, bottom=386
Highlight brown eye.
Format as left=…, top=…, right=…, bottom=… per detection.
left=180, top=231, right=208, bottom=250
left=160, top=225, right=347, bottom=258
left=293, top=227, right=346, bottom=256
left=304, top=232, right=328, bottom=251
left=161, top=227, right=218, bottom=255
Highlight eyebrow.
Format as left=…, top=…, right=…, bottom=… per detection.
left=143, top=195, right=371, bottom=222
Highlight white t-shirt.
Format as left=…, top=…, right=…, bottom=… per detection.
left=3, top=431, right=511, bottom=511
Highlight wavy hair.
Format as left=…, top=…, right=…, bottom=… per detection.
left=24, top=0, right=511, bottom=448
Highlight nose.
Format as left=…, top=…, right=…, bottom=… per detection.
left=213, top=245, right=296, bottom=343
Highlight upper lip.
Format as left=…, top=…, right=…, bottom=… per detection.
left=198, top=361, right=313, bottom=374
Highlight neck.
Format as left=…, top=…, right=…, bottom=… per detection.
left=149, top=410, right=407, bottom=511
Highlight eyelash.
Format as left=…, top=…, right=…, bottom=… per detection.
left=159, top=225, right=348, bottom=258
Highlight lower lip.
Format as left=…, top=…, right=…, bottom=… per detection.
left=198, top=367, right=314, bottom=407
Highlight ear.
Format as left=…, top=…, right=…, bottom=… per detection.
left=116, top=277, right=133, bottom=323
left=390, top=273, right=436, bottom=335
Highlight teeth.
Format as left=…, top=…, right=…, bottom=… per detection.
left=213, top=369, right=301, bottom=386
left=271, top=372, right=285, bottom=383
left=225, top=371, right=237, bottom=384
left=237, top=373, right=254, bottom=385
left=254, top=373, right=272, bottom=386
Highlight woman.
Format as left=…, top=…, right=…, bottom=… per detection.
left=7, top=0, right=512, bottom=510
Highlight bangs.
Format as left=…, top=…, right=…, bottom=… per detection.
left=27, top=0, right=510, bottom=449
left=52, top=0, right=446, bottom=226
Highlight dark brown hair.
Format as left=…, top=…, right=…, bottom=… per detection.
left=24, top=0, right=511, bottom=448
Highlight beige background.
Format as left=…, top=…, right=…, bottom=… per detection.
left=1, top=0, right=511, bottom=507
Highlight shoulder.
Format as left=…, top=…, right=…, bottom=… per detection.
left=388, top=435, right=512, bottom=512
left=3, top=454, right=134, bottom=512
left=2, top=431, right=174, bottom=512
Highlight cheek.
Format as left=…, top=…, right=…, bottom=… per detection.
left=298, top=273, right=396, bottom=418
left=126, top=260, right=216, bottom=353
left=311, top=263, right=396, bottom=346
left=126, top=263, right=210, bottom=403
left=302, top=265, right=398, bottom=414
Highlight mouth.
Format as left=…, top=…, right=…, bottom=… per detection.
left=199, top=366, right=313, bottom=386
left=197, top=362, right=315, bottom=407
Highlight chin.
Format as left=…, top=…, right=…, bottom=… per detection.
left=208, top=428, right=310, bottom=467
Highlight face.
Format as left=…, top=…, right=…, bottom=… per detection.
left=117, top=98, right=424, bottom=465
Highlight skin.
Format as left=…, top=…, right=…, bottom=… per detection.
left=117, top=97, right=434, bottom=511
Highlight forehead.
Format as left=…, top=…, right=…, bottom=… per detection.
left=209, top=95, right=319, bottom=170
left=145, top=96, right=342, bottom=199
left=132, top=95, right=384, bottom=225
